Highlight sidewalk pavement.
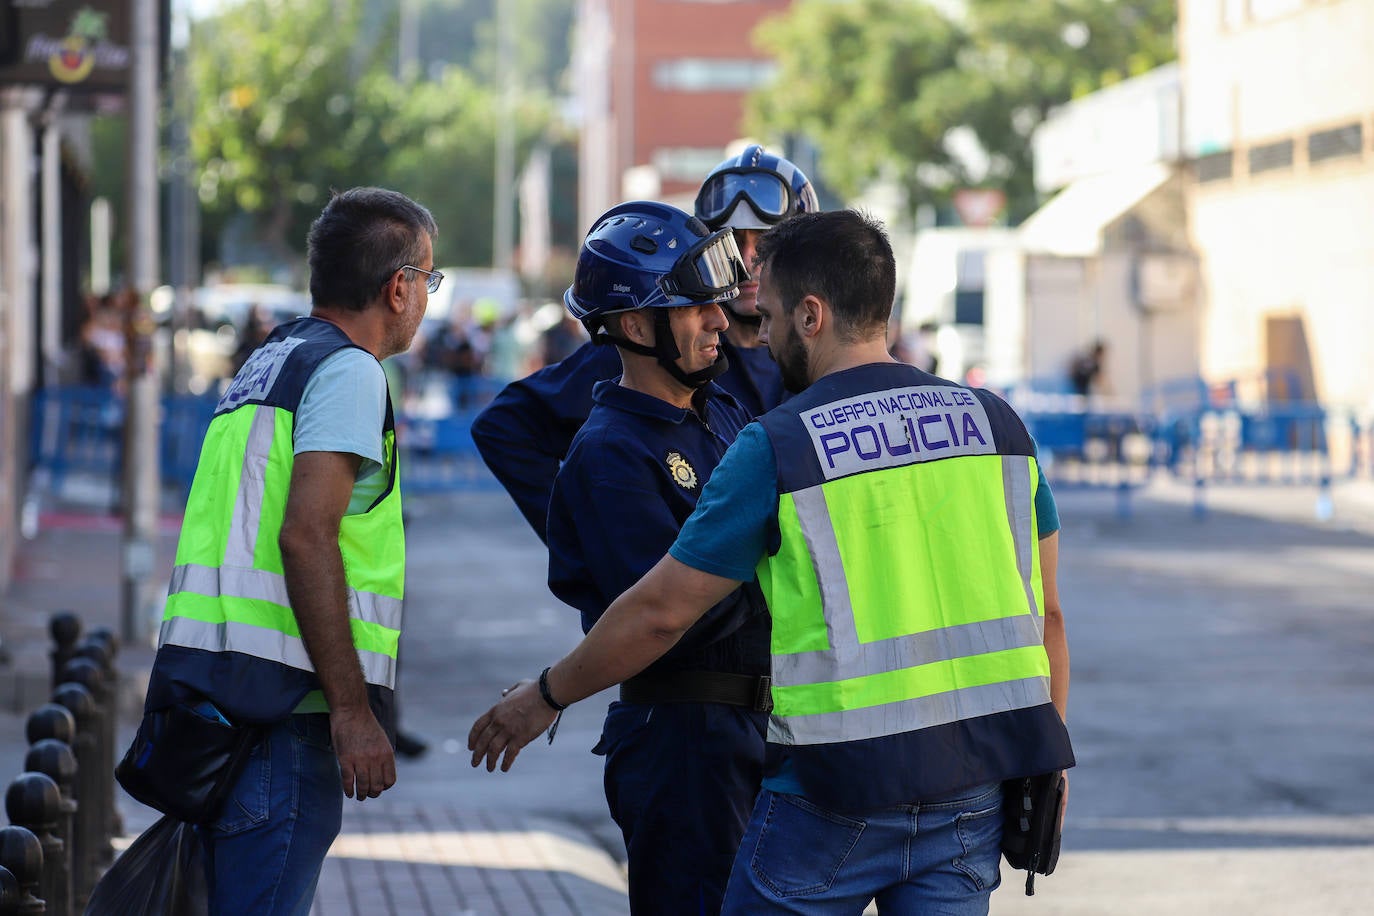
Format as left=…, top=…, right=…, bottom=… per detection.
left=0, top=502, right=631, bottom=915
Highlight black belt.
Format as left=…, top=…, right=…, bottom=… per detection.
left=620, top=671, right=773, bottom=713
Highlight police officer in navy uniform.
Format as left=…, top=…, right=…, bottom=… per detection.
left=471, top=210, right=1073, bottom=914
left=469, top=146, right=820, bottom=541
left=526, top=201, right=773, bottom=914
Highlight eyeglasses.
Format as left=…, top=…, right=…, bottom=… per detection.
left=694, top=168, right=795, bottom=226
left=398, top=265, right=444, bottom=295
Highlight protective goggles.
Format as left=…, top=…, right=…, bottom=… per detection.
left=694, top=168, right=795, bottom=226
left=657, top=228, right=749, bottom=302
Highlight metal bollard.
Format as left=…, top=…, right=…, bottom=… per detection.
left=5, top=775, right=65, bottom=916
left=0, top=865, right=20, bottom=915
left=48, top=685, right=97, bottom=908
left=47, top=616, right=82, bottom=698
left=70, top=640, right=121, bottom=844
left=21, top=744, right=74, bottom=916
left=0, top=826, right=44, bottom=914
left=55, top=661, right=111, bottom=875
left=22, top=709, right=73, bottom=752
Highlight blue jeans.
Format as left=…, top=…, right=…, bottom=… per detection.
left=723, top=783, right=1003, bottom=915
left=198, top=714, right=342, bottom=916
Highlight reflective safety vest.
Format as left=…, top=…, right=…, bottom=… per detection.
left=756, top=362, right=1073, bottom=812
left=148, top=317, right=404, bottom=733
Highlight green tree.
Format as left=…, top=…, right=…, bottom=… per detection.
left=748, top=0, right=1176, bottom=221
left=189, top=0, right=401, bottom=271
left=371, top=65, right=567, bottom=267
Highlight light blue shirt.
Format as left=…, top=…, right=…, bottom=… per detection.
left=293, top=347, right=389, bottom=516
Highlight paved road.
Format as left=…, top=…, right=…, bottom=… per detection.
left=399, top=480, right=1374, bottom=914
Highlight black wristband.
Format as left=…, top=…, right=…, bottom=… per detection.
left=538, top=667, right=568, bottom=712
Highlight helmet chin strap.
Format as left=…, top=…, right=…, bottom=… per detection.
left=592, top=310, right=728, bottom=389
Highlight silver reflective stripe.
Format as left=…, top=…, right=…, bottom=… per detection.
left=768, top=675, right=1052, bottom=746
left=224, top=407, right=278, bottom=567
left=1002, top=455, right=1041, bottom=635
left=168, top=562, right=404, bottom=632
left=159, top=615, right=397, bottom=688
left=791, top=486, right=860, bottom=658
left=772, top=613, right=1047, bottom=687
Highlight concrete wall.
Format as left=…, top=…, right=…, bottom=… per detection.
left=1181, top=0, right=1374, bottom=410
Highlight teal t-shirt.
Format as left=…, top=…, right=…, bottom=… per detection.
left=293, top=347, right=389, bottom=516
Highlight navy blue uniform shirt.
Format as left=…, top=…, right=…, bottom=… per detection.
left=546, top=379, right=770, bottom=676
left=471, top=338, right=783, bottom=542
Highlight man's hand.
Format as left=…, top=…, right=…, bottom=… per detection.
left=330, top=707, right=397, bottom=800
left=467, top=679, right=557, bottom=773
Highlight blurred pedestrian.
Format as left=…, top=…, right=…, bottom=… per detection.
left=140, top=187, right=439, bottom=914
left=231, top=303, right=276, bottom=375
left=493, top=201, right=767, bottom=914
left=470, top=210, right=1074, bottom=914
left=1068, top=338, right=1108, bottom=396
left=471, top=145, right=820, bottom=540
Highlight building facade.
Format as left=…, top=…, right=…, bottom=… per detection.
left=575, top=0, right=791, bottom=228
left=1180, top=0, right=1374, bottom=411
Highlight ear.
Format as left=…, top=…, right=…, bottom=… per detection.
left=794, top=295, right=825, bottom=340
left=383, top=269, right=407, bottom=316
left=620, top=311, right=655, bottom=346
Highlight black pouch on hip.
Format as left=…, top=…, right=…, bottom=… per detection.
left=116, top=698, right=266, bottom=825
left=1000, top=771, right=1066, bottom=896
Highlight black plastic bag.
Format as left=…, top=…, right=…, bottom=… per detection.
left=85, top=815, right=208, bottom=915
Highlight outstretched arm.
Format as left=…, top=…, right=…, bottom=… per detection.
left=467, top=555, right=739, bottom=772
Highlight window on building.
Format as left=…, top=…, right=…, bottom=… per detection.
left=1248, top=0, right=1304, bottom=22
left=1307, top=122, right=1363, bottom=164
left=1195, top=150, right=1234, bottom=183
left=1248, top=138, right=1293, bottom=174
left=652, top=147, right=731, bottom=183
left=953, top=251, right=985, bottom=326
left=652, top=59, right=777, bottom=93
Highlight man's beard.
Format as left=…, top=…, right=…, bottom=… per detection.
left=776, top=325, right=810, bottom=394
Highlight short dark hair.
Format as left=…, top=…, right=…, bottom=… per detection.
left=307, top=187, right=438, bottom=312
left=753, top=210, right=895, bottom=340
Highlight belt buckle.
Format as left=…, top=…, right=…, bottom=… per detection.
left=755, top=676, right=773, bottom=713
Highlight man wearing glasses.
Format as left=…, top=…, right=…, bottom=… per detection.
left=470, top=145, right=821, bottom=543
left=142, top=187, right=439, bottom=914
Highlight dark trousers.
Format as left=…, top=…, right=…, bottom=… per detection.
left=594, top=700, right=768, bottom=915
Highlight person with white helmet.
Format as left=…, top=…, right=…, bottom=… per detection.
left=476, top=200, right=773, bottom=914
left=470, top=147, right=821, bottom=542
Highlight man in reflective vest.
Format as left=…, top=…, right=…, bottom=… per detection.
left=145, top=187, right=438, bottom=914
left=470, top=209, right=1073, bottom=914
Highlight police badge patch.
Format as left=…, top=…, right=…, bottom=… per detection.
left=666, top=452, right=698, bottom=490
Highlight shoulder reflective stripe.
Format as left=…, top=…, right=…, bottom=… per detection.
left=771, top=613, right=1047, bottom=687
left=224, top=407, right=279, bottom=568
left=168, top=563, right=404, bottom=632
left=767, top=675, right=1052, bottom=746
left=790, top=485, right=859, bottom=656
left=1002, top=455, right=1041, bottom=634
left=158, top=616, right=397, bottom=688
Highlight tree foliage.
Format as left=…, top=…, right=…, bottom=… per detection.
left=748, top=0, right=1177, bottom=221
left=188, top=0, right=575, bottom=274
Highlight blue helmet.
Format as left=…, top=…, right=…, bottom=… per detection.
left=564, top=201, right=748, bottom=388
left=694, top=145, right=821, bottom=231
left=564, top=200, right=748, bottom=321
